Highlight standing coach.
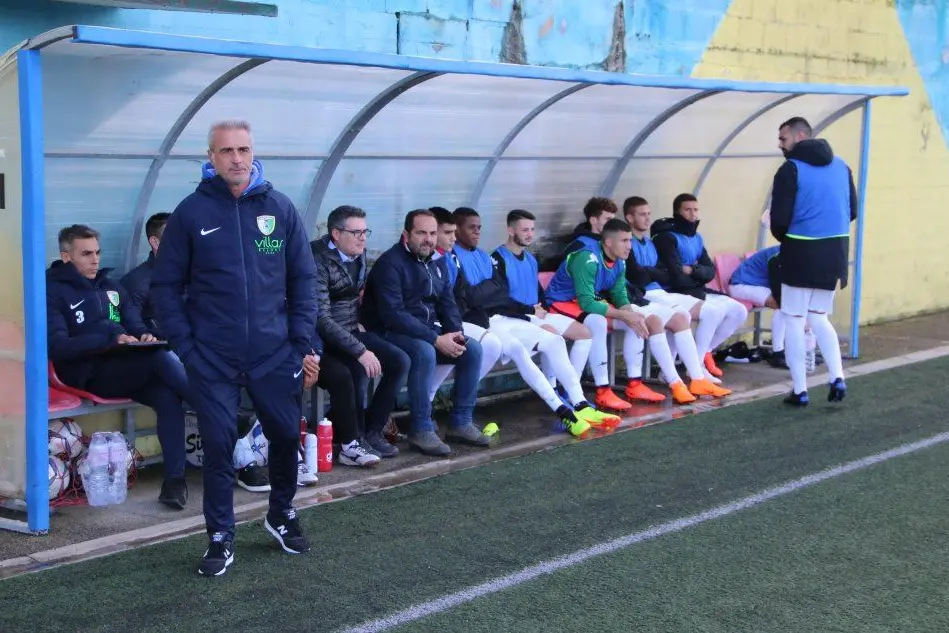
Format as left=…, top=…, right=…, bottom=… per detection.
left=152, top=119, right=320, bottom=576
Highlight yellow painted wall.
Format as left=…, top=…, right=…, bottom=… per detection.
left=694, top=0, right=949, bottom=324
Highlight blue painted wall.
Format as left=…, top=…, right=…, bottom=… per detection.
left=897, top=0, right=949, bottom=151
left=0, top=0, right=729, bottom=77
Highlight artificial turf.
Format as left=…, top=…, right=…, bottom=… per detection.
left=3, top=356, right=948, bottom=633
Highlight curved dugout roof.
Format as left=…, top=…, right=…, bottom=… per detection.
left=8, top=25, right=907, bottom=273
left=0, top=25, right=910, bottom=534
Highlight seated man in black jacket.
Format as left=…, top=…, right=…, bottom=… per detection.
left=362, top=210, right=490, bottom=457
left=121, top=212, right=169, bottom=337
left=311, top=205, right=409, bottom=462
left=47, top=224, right=190, bottom=509
left=650, top=193, right=749, bottom=379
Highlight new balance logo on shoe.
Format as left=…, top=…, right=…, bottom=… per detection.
left=277, top=525, right=288, bottom=535
left=200, top=227, right=221, bottom=236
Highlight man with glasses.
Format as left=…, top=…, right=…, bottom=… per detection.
left=310, top=205, right=409, bottom=461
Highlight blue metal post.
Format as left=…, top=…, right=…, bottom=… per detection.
left=850, top=100, right=871, bottom=359
left=18, top=49, right=50, bottom=534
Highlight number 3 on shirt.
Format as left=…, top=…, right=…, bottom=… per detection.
left=75, top=310, right=84, bottom=324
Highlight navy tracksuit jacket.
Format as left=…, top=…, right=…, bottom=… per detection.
left=151, top=161, right=319, bottom=537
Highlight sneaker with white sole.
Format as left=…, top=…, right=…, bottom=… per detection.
left=265, top=508, right=310, bottom=554
left=236, top=462, right=270, bottom=492
left=198, top=532, right=234, bottom=577
left=297, top=456, right=319, bottom=486
left=338, top=439, right=381, bottom=467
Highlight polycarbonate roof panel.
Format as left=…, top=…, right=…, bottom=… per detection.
left=174, top=62, right=413, bottom=157
left=478, top=159, right=616, bottom=247
left=318, top=158, right=487, bottom=253
left=612, top=158, right=709, bottom=212
left=348, top=74, right=572, bottom=158
left=25, top=27, right=908, bottom=271
left=42, top=46, right=242, bottom=156
left=504, top=85, right=702, bottom=158
left=44, top=158, right=152, bottom=268
left=636, top=91, right=784, bottom=156
left=725, top=93, right=863, bottom=154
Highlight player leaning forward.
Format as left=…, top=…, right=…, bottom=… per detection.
left=770, top=116, right=856, bottom=407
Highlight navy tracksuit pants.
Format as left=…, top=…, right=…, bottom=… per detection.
left=186, top=352, right=303, bottom=539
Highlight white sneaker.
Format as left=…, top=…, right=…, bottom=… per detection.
left=703, top=369, right=723, bottom=385
left=297, top=457, right=319, bottom=486
left=338, top=440, right=382, bottom=468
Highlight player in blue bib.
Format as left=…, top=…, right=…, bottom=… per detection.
left=771, top=116, right=854, bottom=406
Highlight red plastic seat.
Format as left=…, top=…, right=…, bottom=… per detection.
left=48, top=387, right=82, bottom=413
left=713, top=253, right=744, bottom=294
left=48, top=361, right=132, bottom=405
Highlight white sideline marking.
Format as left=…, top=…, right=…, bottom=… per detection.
left=343, top=430, right=949, bottom=633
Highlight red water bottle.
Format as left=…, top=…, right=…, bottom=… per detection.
left=316, top=418, right=333, bottom=472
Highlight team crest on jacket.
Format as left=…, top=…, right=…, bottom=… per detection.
left=106, top=291, right=120, bottom=306
left=256, top=215, right=276, bottom=236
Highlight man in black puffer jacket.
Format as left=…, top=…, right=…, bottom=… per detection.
left=311, top=205, right=409, bottom=462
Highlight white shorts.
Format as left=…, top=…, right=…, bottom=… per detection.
left=629, top=302, right=675, bottom=326
left=530, top=312, right=576, bottom=336
left=728, top=284, right=772, bottom=307
left=488, top=315, right=553, bottom=352
left=644, top=288, right=700, bottom=312
left=461, top=322, right=487, bottom=340
left=780, top=284, right=835, bottom=316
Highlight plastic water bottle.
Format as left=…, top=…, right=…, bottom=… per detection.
left=316, top=418, right=333, bottom=473
left=82, top=432, right=112, bottom=507
left=804, top=330, right=817, bottom=374
left=108, top=432, right=129, bottom=504
left=304, top=433, right=319, bottom=475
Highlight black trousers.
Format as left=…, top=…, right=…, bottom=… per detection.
left=186, top=352, right=302, bottom=539
left=311, top=330, right=410, bottom=444
left=84, top=349, right=189, bottom=480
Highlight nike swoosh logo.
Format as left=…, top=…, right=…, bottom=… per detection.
left=200, top=227, right=221, bottom=236
left=69, top=300, right=84, bottom=310
left=294, top=368, right=304, bottom=379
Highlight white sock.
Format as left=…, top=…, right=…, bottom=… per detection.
left=771, top=310, right=786, bottom=352
left=501, top=333, right=564, bottom=412
left=709, top=297, right=749, bottom=351
left=673, top=329, right=705, bottom=380
left=613, top=319, right=645, bottom=380
left=649, top=333, right=681, bottom=385
left=695, top=301, right=725, bottom=359
left=582, top=314, right=610, bottom=386
left=478, top=332, right=503, bottom=379
left=540, top=353, right=558, bottom=388
left=807, top=312, right=844, bottom=381
left=568, top=339, right=592, bottom=382
left=428, top=365, right=454, bottom=401
left=537, top=332, right=586, bottom=406
left=666, top=330, right=678, bottom=360
left=783, top=310, right=808, bottom=394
